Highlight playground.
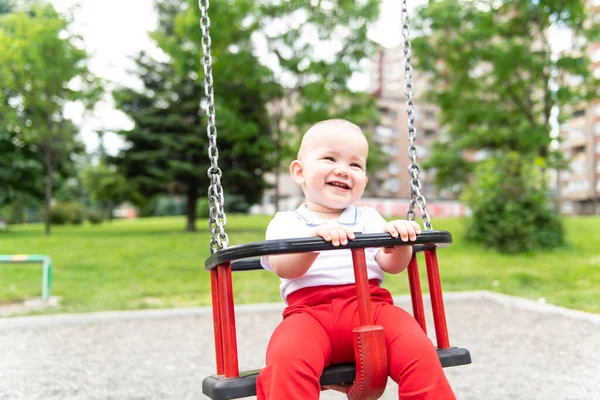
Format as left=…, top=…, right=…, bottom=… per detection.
left=1, top=214, right=599, bottom=399
left=2, top=1, right=600, bottom=399
left=1, top=291, right=599, bottom=400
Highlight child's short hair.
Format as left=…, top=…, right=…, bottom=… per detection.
left=298, top=119, right=364, bottom=159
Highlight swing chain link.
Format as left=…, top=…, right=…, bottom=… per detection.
left=401, top=0, right=432, bottom=230
left=200, top=0, right=229, bottom=253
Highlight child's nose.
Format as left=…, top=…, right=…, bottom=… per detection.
left=334, top=167, right=349, bottom=178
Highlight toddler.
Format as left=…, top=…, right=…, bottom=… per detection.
left=257, top=119, right=455, bottom=399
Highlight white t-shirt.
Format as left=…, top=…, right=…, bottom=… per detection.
left=260, top=204, right=387, bottom=303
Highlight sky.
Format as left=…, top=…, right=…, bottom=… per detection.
left=47, top=0, right=423, bottom=155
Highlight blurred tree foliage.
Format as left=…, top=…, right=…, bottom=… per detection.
left=113, top=0, right=386, bottom=231
left=113, top=0, right=279, bottom=232
left=0, top=0, right=392, bottom=232
left=0, top=1, right=101, bottom=234
left=412, top=0, right=599, bottom=251
left=258, top=0, right=384, bottom=205
left=0, top=0, right=14, bottom=14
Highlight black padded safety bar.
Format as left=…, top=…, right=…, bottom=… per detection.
left=230, top=244, right=439, bottom=272
left=206, top=230, right=452, bottom=270
left=202, top=347, right=471, bottom=400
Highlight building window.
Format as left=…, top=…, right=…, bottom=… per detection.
left=571, top=160, right=586, bottom=173
left=424, top=110, right=436, bottom=120
left=560, top=201, right=573, bottom=215
left=572, top=109, right=585, bottom=118
left=567, top=180, right=589, bottom=193
left=570, top=128, right=586, bottom=140
left=377, top=107, right=398, bottom=120
left=378, top=106, right=389, bottom=115
left=388, top=162, right=399, bottom=174
left=374, top=126, right=398, bottom=140
left=383, top=144, right=399, bottom=156
left=424, top=129, right=436, bottom=138
left=595, top=104, right=600, bottom=116
left=594, top=123, right=600, bottom=135
left=384, top=179, right=400, bottom=193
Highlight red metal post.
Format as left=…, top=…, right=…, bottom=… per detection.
left=217, top=262, right=240, bottom=377
left=347, top=248, right=388, bottom=400
left=407, top=254, right=427, bottom=333
left=210, top=269, right=224, bottom=374
left=351, top=248, right=374, bottom=325
left=424, top=249, right=450, bottom=349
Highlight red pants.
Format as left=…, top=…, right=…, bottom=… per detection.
left=256, top=281, right=455, bottom=399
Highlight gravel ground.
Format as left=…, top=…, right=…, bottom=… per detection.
left=1, top=291, right=599, bottom=400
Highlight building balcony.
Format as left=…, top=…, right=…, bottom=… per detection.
left=561, top=191, right=596, bottom=201
left=415, top=119, right=439, bottom=131
left=563, top=136, right=588, bottom=149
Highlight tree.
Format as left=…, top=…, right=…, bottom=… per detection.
left=113, top=52, right=208, bottom=230
left=82, top=162, right=130, bottom=221
left=0, top=131, right=44, bottom=205
left=113, top=0, right=279, bottom=232
left=0, top=0, right=43, bottom=206
left=0, top=1, right=101, bottom=235
left=412, top=0, right=599, bottom=252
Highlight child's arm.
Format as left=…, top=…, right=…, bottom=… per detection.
left=375, top=220, right=421, bottom=274
left=267, top=223, right=357, bottom=279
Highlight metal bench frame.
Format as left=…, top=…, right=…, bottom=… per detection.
left=0, top=254, right=52, bottom=301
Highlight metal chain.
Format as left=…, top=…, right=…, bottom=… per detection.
left=199, top=0, right=229, bottom=253
left=401, top=0, right=432, bottom=230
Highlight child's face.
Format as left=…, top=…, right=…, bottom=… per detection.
left=292, top=123, right=369, bottom=214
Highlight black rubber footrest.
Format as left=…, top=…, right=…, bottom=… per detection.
left=202, top=347, right=471, bottom=400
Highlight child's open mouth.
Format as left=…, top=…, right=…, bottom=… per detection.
left=327, top=181, right=350, bottom=190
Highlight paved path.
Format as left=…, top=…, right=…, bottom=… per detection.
left=1, top=291, right=599, bottom=400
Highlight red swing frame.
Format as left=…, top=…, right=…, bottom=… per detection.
left=203, top=232, right=469, bottom=400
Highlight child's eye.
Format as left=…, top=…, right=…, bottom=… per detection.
left=323, top=157, right=335, bottom=162
left=351, top=163, right=363, bottom=169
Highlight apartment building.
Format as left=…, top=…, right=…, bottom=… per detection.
left=368, top=46, right=451, bottom=201
left=558, top=0, right=600, bottom=215
left=372, top=3, right=600, bottom=215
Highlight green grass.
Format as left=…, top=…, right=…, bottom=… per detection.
left=1, top=215, right=599, bottom=315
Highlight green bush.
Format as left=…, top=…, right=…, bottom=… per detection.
left=0, top=201, right=41, bottom=224
left=224, top=194, right=250, bottom=214
left=196, top=197, right=210, bottom=218
left=87, top=209, right=104, bottom=225
left=152, top=195, right=186, bottom=216
left=462, top=152, right=564, bottom=253
left=196, top=194, right=250, bottom=218
left=51, top=202, right=84, bottom=225
left=0, top=203, right=24, bottom=224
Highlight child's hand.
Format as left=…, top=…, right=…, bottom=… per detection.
left=382, top=220, right=421, bottom=254
left=312, top=223, right=356, bottom=246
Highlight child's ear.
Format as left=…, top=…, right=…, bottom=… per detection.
left=290, top=160, right=304, bottom=185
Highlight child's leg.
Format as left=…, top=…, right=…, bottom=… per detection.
left=256, top=311, right=332, bottom=400
left=374, top=300, right=456, bottom=400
